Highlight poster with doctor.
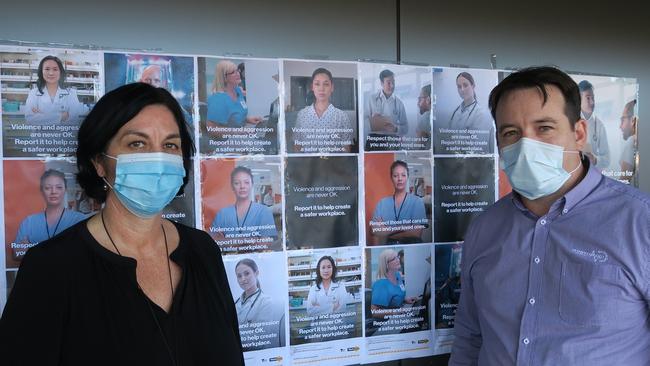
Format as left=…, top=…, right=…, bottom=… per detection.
left=1, top=47, right=102, bottom=157
left=432, top=67, right=497, bottom=155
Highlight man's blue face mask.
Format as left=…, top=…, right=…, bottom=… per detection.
left=499, top=138, right=581, bottom=200
left=102, top=152, right=185, bottom=218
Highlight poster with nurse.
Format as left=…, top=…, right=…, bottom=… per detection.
left=432, top=67, right=497, bottom=155
left=197, top=57, right=280, bottom=155
left=0, top=46, right=103, bottom=157
left=364, top=152, right=432, bottom=246
left=3, top=159, right=94, bottom=271
left=201, top=156, right=283, bottom=254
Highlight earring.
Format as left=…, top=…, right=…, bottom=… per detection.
left=103, top=183, right=108, bottom=192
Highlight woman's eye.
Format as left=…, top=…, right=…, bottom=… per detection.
left=128, top=141, right=145, bottom=148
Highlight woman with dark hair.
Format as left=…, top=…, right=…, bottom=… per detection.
left=210, top=166, right=277, bottom=245
left=0, top=82, right=244, bottom=365
left=25, top=55, right=87, bottom=125
left=448, top=71, right=492, bottom=133
left=306, top=255, right=351, bottom=315
left=12, top=169, right=87, bottom=260
left=370, top=160, right=427, bottom=245
left=293, top=67, right=354, bottom=153
left=233, top=258, right=273, bottom=324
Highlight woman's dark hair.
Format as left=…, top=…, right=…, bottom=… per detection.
left=315, top=256, right=337, bottom=289
left=488, top=66, right=581, bottom=128
left=36, top=56, right=66, bottom=94
left=390, top=160, right=409, bottom=176
left=230, top=166, right=254, bottom=186
left=76, top=82, right=195, bottom=203
left=311, top=67, right=333, bottom=82
left=40, top=169, right=67, bottom=190
left=236, top=258, right=261, bottom=290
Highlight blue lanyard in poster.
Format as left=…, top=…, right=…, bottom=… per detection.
left=44, top=208, right=65, bottom=239
left=393, top=194, right=407, bottom=221
left=236, top=201, right=252, bottom=232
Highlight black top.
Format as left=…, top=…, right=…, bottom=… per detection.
left=0, top=219, right=244, bottom=366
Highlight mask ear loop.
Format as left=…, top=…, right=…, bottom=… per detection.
left=564, top=150, right=582, bottom=175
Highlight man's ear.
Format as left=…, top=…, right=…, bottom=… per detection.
left=573, top=119, right=588, bottom=150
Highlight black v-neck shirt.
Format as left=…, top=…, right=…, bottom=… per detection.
left=0, top=219, right=244, bottom=366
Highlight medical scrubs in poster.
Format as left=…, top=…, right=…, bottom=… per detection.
left=1, top=47, right=103, bottom=157
left=201, top=157, right=283, bottom=254
left=432, top=67, right=497, bottom=155
left=569, top=74, right=639, bottom=185
left=359, top=63, right=432, bottom=152
left=198, top=57, right=280, bottom=155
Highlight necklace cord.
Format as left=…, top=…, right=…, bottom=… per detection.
left=100, top=211, right=178, bottom=366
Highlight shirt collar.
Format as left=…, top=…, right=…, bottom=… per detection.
left=510, top=156, right=602, bottom=215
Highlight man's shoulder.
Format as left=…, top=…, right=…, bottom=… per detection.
left=597, top=176, right=650, bottom=208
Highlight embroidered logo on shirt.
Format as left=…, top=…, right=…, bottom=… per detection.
left=571, top=248, right=609, bottom=263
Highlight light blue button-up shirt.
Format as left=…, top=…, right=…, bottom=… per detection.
left=450, top=161, right=650, bottom=365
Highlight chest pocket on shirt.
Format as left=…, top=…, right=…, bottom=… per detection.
left=559, top=261, right=622, bottom=326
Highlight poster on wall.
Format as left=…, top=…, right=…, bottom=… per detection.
left=433, top=156, right=496, bottom=243
left=432, top=67, right=497, bottom=155
left=283, top=60, right=359, bottom=154
left=103, top=52, right=196, bottom=226
left=0, top=47, right=103, bottom=157
left=364, top=244, right=434, bottom=363
left=3, top=160, right=95, bottom=283
left=359, top=63, right=432, bottom=152
left=288, top=247, right=363, bottom=365
left=222, top=252, right=289, bottom=364
left=284, top=156, right=358, bottom=250
left=569, top=74, right=639, bottom=185
left=364, top=152, right=432, bottom=245
left=432, top=242, right=462, bottom=354
left=197, top=57, right=280, bottom=155
left=201, top=156, right=283, bottom=254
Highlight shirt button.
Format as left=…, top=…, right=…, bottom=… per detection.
left=540, top=219, right=547, bottom=225
left=562, top=209, right=568, bottom=214
left=534, top=257, right=540, bottom=264
left=523, top=338, right=530, bottom=345
left=529, top=298, right=536, bottom=305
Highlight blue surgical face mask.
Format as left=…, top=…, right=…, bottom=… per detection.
left=499, top=138, right=581, bottom=200
left=103, top=152, right=185, bottom=218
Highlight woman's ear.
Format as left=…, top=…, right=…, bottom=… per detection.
left=92, top=155, right=106, bottom=178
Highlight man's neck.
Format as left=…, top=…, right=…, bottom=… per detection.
left=382, top=91, right=392, bottom=99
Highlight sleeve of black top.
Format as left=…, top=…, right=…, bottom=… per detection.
left=0, top=244, right=67, bottom=365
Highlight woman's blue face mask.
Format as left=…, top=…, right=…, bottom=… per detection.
left=103, top=152, right=185, bottom=218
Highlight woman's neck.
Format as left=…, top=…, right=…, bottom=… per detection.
left=46, top=83, right=58, bottom=97
left=314, top=100, right=329, bottom=117
left=244, top=287, right=258, bottom=298
left=101, top=195, right=164, bottom=253
left=236, top=197, right=252, bottom=207
left=386, top=270, right=398, bottom=282
left=45, top=204, right=64, bottom=215
left=463, top=98, right=475, bottom=108
left=322, top=278, right=332, bottom=289
left=394, top=190, right=407, bottom=201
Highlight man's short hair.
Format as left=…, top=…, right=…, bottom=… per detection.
left=379, top=69, right=394, bottom=83
left=421, top=84, right=431, bottom=97
left=488, top=66, right=581, bottom=128
left=578, top=80, right=593, bottom=93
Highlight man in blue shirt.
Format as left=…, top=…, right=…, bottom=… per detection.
left=450, top=66, right=650, bottom=365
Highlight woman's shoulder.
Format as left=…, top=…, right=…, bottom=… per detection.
left=173, top=222, right=221, bottom=256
